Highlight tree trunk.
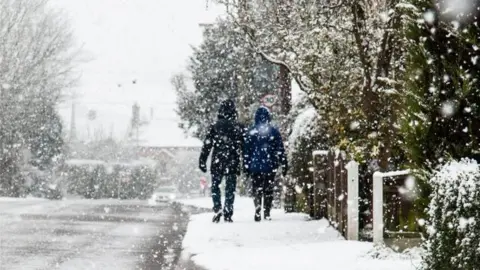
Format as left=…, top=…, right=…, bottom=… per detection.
left=279, top=64, right=291, bottom=139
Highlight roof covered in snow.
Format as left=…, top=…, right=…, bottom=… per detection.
left=137, top=119, right=202, bottom=148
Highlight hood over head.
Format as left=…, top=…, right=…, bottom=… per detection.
left=218, top=99, right=237, bottom=121
left=255, top=106, right=271, bottom=125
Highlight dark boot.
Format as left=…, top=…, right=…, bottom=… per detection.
left=224, top=216, right=233, bottom=223
left=263, top=205, right=272, bottom=221
left=263, top=198, right=271, bottom=220
left=264, top=202, right=272, bottom=221
left=254, top=196, right=262, bottom=222
left=211, top=174, right=222, bottom=223
left=223, top=175, right=237, bottom=221
left=252, top=172, right=263, bottom=222
left=212, top=210, right=222, bottom=223
left=263, top=173, right=274, bottom=221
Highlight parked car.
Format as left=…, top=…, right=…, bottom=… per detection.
left=30, top=183, right=63, bottom=200
left=151, top=186, right=177, bottom=202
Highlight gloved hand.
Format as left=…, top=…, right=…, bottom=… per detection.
left=199, top=162, right=207, bottom=173
left=236, top=166, right=242, bottom=176
left=282, top=163, right=288, bottom=177
left=243, top=164, right=250, bottom=177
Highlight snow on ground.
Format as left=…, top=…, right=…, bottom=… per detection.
left=0, top=196, right=186, bottom=270
left=178, top=197, right=422, bottom=270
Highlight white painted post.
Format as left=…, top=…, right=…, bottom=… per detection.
left=372, top=169, right=411, bottom=245
left=373, top=172, right=384, bottom=245
left=312, top=150, right=329, bottom=157
left=346, top=161, right=359, bottom=241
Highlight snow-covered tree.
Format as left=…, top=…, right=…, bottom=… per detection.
left=400, top=0, right=480, bottom=172
left=216, top=0, right=412, bottom=169
left=0, top=0, right=76, bottom=196
left=24, top=106, right=64, bottom=170
left=423, top=159, right=480, bottom=270
left=174, top=19, right=280, bottom=138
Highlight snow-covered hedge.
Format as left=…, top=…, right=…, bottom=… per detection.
left=62, top=160, right=158, bottom=199
left=287, top=104, right=328, bottom=213
left=288, top=107, right=318, bottom=158
left=423, top=159, right=480, bottom=270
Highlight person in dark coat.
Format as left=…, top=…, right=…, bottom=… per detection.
left=199, top=99, right=243, bottom=223
left=243, top=106, right=288, bottom=221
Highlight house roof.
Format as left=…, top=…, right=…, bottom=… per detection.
left=136, top=118, right=202, bottom=148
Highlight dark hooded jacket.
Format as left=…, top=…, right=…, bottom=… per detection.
left=243, top=107, right=287, bottom=173
left=199, top=100, right=244, bottom=175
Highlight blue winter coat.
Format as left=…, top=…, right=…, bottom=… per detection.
left=243, top=107, right=288, bottom=173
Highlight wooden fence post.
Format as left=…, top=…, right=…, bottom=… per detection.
left=312, top=150, right=329, bottom=219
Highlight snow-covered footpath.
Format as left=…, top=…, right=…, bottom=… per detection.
left=178, top=197, right=422, bottom=270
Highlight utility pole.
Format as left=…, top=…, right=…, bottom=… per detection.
left=69, top=90, right=78, bottom=143
left=131, top=102, right=140, bottom=146
left=109, top=123, right=114, bottom=140
left=70, top=102, right=77, bottom=143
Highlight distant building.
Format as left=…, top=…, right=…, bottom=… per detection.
left=137, top=146, right=199, bottom=172
left=135, top=117, right=202, bottom=187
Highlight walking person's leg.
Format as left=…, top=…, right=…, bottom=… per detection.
left=211, top=174, right=223, bottom=223
left=263, top=173, right=275, bottom=220
left=251, top=173, right=263, bottom=222
left=224, top=174, right=237, bottom=222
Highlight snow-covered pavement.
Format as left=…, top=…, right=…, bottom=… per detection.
left=178, top=197, right=422, bottom=270
left=0, top=197, right=190, bottom=270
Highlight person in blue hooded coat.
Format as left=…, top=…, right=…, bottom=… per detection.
left=199, top=99, right=244, bottom=223
left=243, top=106, right=288, bottom=221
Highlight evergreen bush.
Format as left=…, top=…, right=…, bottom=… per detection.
left=423, top=159, right=480, bottom=270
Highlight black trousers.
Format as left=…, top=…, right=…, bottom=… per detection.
left=251, top=172, right=275, bottom=216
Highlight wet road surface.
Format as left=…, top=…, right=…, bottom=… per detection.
left=0, top=198, right=192, bottom=270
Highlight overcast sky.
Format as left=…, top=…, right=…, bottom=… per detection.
left=53, top=0, right=224, bottom=145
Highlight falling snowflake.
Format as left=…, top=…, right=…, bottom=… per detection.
left=459, top=217, right=469, bottom=230
left=440, top=101, right=456, bottom=118
left=423, top=10, right=435, bottom=24
left=349, top=121, right=360, bottom=130
left=379, top=12, right=390, bottom=23
left=472, top=56, right=479, bottom=65
left=405, top=176, right=416, bottom=190
left=418, top=219, right=426, bottom=226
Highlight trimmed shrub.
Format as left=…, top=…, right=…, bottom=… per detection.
left=423, top=159, right=480, bottom=270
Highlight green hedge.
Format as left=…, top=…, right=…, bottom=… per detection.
left=62, top=162, right=157, bottom=199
